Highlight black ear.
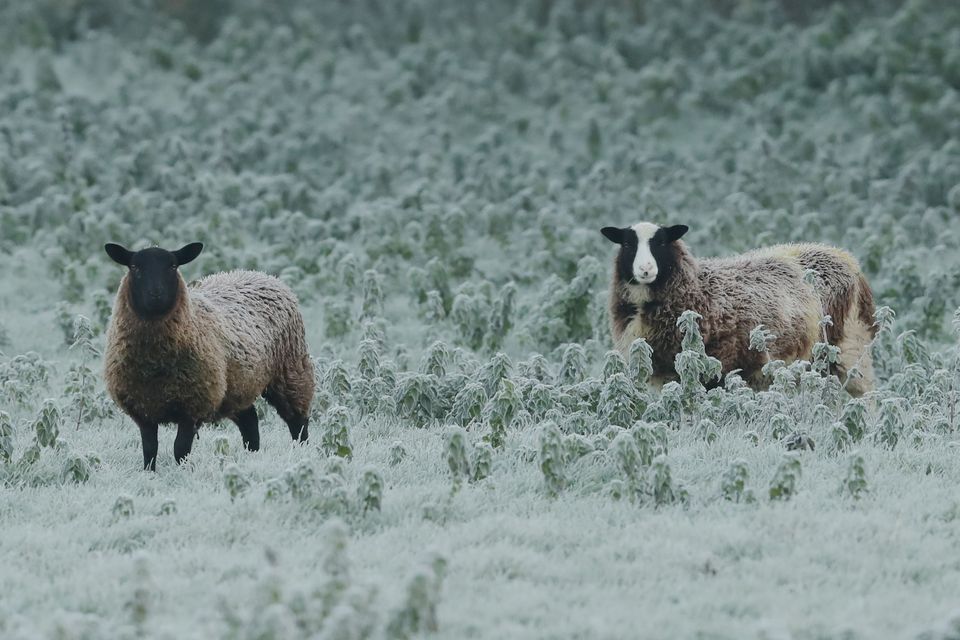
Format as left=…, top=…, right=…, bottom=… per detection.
left=104, top=243, right=133, bottom=266
left=664, top=225, right=688, bottom=242
left=601, top=227, right=627, bottom=244
left=173, top=242, right=204, bottom=266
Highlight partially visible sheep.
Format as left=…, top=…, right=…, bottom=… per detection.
left=601, top=222, right=876, bottom=394
left=103, top=242, right=314, bottom=470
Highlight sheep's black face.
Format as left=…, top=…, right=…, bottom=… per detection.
left=601, top=223, right=688, bottom=286
left=126, top=249, right=183, bottom=319
left=105, top=243, right=204, bottom=321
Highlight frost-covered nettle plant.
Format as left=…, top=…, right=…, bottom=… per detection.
left=538, top=420, right=566, bottom=496
left=445, top=425, right=471, bottom=493
left=841, top=453, right=868, bottom=499
left=360, top=269, right=384, bottom=320
left=2, top=399, right=101, bottom=487
left=470, top=442, right=493, bottom=482
left=749, top=324, right=777, bottom=363
left=64, top=315, right=113, bottom=427
left=323, top=359, right=353, bottom=401
left=33, top=399, right=61, bottom=449
left=223, top=464, right=250, bottom=501
left=769, top=453, right=802, bottom=501
left=628, top=338, right=654, bottom=387
left=218, top=520, right=438, bottom=638
left=357, top=338, right=381, bottom=381
left=395, top=372, right=440, bottom=427
left=526, top=257, right=605, bottom=351
left=448, top=281, right=517, bottom=352
left=320, top=406, right=353, bottom=458
left=602, top=349, right=627, bottom=380
left=264, top=458, right=381, bottom=521
left=449, top=381, right=486, bottom=427
left=385, top=553, right=448, bottom=639
left=874, top=398, right=905, bottom=450
left=674, top=310, right=722, bottom=414
left=608, top=430, right=643, bottom=499
left=599, top=372, right=643, bottom=427
left=0, top=412, right=13, bottom=463
left=357, top=467, right=384, bottom=513
left=0, top=352, right=53, bottom=407
left=483, top=377, right=520, bottom=449
left=720, top=460, right=754, bottom=503
left=478, top=351, right=513, bottom=397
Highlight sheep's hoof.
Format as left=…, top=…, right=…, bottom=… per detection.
left=288, top=422, right=308, bottom=443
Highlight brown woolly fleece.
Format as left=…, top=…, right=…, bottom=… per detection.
left=104, top=270, right=314, bottom=427
left=609, top=241, right=876, bottom=394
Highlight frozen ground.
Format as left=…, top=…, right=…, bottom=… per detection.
left=2, top=1, right=960, bottom=638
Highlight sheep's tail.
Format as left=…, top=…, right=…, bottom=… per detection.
left=855, top=272, right=878, bottom=340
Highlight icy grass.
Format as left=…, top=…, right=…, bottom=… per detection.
left=3, top=397, right=960, bottom=640
left=3, top=0, right=960, bottom=637
left=4, top=307, right=960, bottom=639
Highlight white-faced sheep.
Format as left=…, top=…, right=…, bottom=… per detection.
left=103, top=242, right=314, bottom=470
left=601, top=222, right=876, bottom=395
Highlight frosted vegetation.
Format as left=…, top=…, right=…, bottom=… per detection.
left=2, top=0, right=960, bottom=638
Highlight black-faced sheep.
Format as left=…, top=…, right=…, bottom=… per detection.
left=601, top=222, right=876, bottom=395
left=103, top=242, right=314, bottom=470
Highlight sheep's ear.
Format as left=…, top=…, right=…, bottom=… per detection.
left=173, top=242, right=204, bottom=266
left=601, top=227, right=627, bottom=244
left=104, top=243, right=133, bottom=266
left=664, top=225, right=688, bottom=242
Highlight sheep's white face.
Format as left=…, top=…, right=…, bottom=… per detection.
left=630, top=222, right=660, bottom=284
left=600, top=221, right=689, bottom=287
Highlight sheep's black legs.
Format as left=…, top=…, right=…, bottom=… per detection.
left=174, top=421, right=196, bottom=465
left=231, top=407, right=260, bottom=451
left=138, top=421, right=159, bottom=471
left=286, top=417, right=309, bottom=443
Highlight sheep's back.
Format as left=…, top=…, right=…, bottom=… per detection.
left=699, top=249, right=816, bottom=309
left=190, top=271, right=308, bottom=412
left=698, top=242, right=868, bottom=360
left=745, top=244, right=867, bottom=342
left=696, top=252, right=820, bottom=367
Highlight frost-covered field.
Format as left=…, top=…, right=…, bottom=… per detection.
left=2, top=1, right=960, bottom=638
